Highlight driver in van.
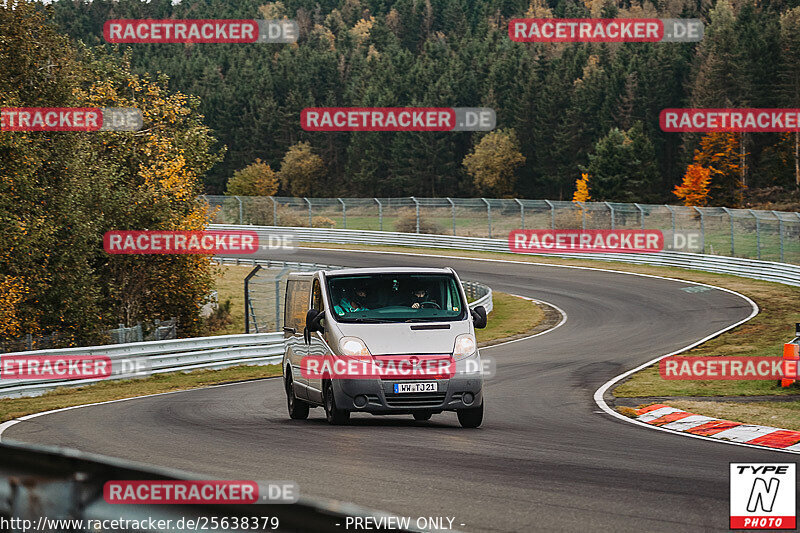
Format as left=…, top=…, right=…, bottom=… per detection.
left=408, top=287, right=431, bottom=309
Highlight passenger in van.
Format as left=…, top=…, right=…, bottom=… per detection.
left=333, top=287, right=369, bottom=314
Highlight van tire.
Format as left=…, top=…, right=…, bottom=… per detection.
left=324, top=381, right=350, bottom=425
left=457, top=400, right=483, bottom=428
left=413, top=412, right=432, bottom=421
left=285, top=372, right=309, bottom=420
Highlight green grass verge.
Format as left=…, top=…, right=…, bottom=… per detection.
left=477, top=292, right=544, bottom=345
left=0, top=365, right=282, bottom=423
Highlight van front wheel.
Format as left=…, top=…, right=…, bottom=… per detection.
left=324, top=381, right=350, bottom=425
left=457, top=401, right=483, bottom=428
left=285, top=373, right=309, bottom=420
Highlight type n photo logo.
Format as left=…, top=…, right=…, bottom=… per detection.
left=730, top=463, right=795, bottom=529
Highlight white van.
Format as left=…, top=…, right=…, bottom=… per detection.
left=282, top=267, right=487, bottom=428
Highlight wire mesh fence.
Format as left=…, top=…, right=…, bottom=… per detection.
left=204, top=196, right=800, bottom=264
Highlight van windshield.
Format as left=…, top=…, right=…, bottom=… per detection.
left=326, top=274, right=467, bottom=323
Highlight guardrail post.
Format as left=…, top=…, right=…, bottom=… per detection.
left=544, top=199, right=555, bottom=229
left=270, top=196, right=277, bottom=226
left=749, top=209, right=761, bottom=260
left=304, top=197, right=312, bottom=227
left=482, top=198, right=492, bottom=238
left=411, top=196, right=420, bottom=233
left=235, top=195, right=243, bottom=224
left=605, top=201, right=615, bottom=230
left=374, top=198, right=383, bottom=231
left=447, top=197, right=456, bottom=235
left=514, top=198, right=525, bottom=230
left=773, top=210, right=784, bottom=262
left=694, top=207, right=706, bottom=253
left=666, top=204, right=676, bottom=234
left=722, top=207, right=734, bottom=256
left=634, top=203, right=645, bottom=229
left=338, top=198, right=346, bottom=229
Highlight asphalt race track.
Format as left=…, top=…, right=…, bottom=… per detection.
left=3, top=248, right=780, bottom=532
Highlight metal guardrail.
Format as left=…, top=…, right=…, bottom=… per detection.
left=0, top=333, right=283, bottom=398
left=210, top=225, right=800, bottom=288
left=0, top=440, right=418, bottom=533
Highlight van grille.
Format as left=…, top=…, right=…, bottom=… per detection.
left=385, top=393, right=446, bottom=408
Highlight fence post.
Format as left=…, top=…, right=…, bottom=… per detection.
left=304, top=197, right=312, bottom=227
left=749, top=209, right=761, bottom=260
left=580, top=202, right=586, bottom=230
left=514, top=198, right=525, bottom=229
left=694, top=207, right=706, bottom=253
left=634, top=203, right=645, bottom=229
left=270, top=196, right=277, bottom=226
left=722, top=207, right=734, bottom=256
left=411, top=197, right=420, bottom=233
left=605, top=201, right=615, bottom=230
left=244, top=265, right=262, bottom=334
left=482, top=198, right=492, bottom=238
left=447, top=197, right=456, bottom=235
left=338, top=198, right=346, bottom=229
left=235, top=196, right=243, bottom=225
left=544, top=199, right=555, bottom=229
left=374, top=198, right=382, bottom=231
left=665, top=204, right=676, bottom=234
left=772, top=210, right=784, bottom=262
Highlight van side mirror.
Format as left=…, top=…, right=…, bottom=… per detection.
left=306, top=309, right=324, bottom=333
left=471, top=306, right=487, bottom=329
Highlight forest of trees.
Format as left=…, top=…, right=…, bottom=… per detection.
left=45, top=0, right=800, bottom=205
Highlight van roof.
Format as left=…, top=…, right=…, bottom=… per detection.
left=324, top=267, right=453, bottom=276
left=286, top=267, right=453, bottom=279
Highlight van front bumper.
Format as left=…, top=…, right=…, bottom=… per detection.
left=333, top=375, right=483, bottom=414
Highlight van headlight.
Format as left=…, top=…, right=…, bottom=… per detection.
left=453, top=334, right=477, bottom=360
left=339, top=337, right=371, bottom=357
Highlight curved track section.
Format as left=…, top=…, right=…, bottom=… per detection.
left=4, top=249, right=772, bottom=532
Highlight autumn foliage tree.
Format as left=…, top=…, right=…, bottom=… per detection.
left=572, top=173, right=592, bottom=203
left=0, top=2, right=222, bottom=343
left=691, top=132, right=747, bottom=206
left=673, top=164, right=712, bottom=207
left=462, top=129, right=525, bottom=197
left=225, top=159, right=278, bottom=196
left=278, top=142, right=325, bottom=197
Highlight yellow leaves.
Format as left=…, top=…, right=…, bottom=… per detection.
left=462, top=129, right=526, bottom=197
left=0, top=276, right=29, bottom=338
left=350, top=16, right=375, bottom=44
left=573, top=173, right=591, bottom=203
left=674, top=164, right=712, bottom=207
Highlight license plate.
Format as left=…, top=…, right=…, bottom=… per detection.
left=393, top=382, right=437, bottom=393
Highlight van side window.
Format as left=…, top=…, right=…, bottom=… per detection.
left=285, top=279, right=310, bottom=331
left=312, top=279, right=324, bottom=312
